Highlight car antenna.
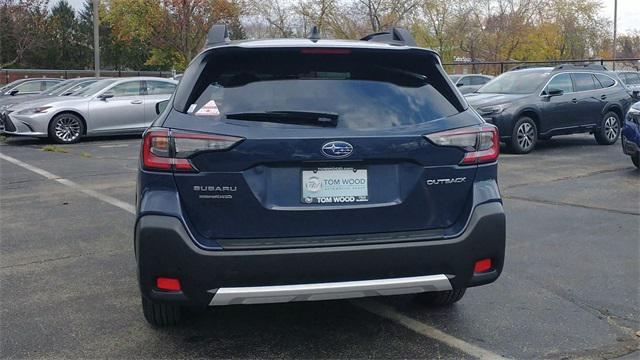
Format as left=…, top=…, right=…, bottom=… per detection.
left=309, top=25, right=321, bottom=42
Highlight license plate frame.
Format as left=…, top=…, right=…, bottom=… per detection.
left=301, top=167, right=369, bottom=204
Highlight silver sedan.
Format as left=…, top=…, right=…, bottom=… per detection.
left=1, top=77, right=177, bottom=143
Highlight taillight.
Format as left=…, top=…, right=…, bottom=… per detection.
left=142, top=128, right=243, bottom=172
left=425, top=124, right=499, bottom=165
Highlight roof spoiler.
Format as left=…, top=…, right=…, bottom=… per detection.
left=205, top=24, right=231, bottom=48
left=360, top=27, right=417, bottom=46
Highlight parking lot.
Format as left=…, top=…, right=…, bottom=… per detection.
left=0, top=134, right=638, bottom=359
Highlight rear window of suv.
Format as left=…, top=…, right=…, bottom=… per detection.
left=176, top=47, right=463, bottom=130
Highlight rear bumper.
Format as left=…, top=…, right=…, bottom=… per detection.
left=135, top=202, right=505, bottom=307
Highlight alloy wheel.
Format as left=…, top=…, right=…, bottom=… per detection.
left=604, top=116, right=619, bottom=142
left=516, top=122, right=535, bottom=150
left=54, top=116, right=81, bottom=142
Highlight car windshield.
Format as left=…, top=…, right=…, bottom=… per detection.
left=0, top=80, right=22, bottom=93
left=181, top=48, right=463, bottom=130
left=74, top=79, right=117, bottom=97
left=477, top=71, right=550, bottom=94
left=45, top=80, right=79, bottom=95
left=449, top=75, right=461, bottom=83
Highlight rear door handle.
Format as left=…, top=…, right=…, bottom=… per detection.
left=131, top=100, right=143, bottom=104
left=571, top=98, right=578, bottom=104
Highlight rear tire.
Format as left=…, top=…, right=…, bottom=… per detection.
left=142, top=296, right=181, bottom=326
left=507, top=117, right=537, bottom=154
left=632, top=155, right=639, bottom=169
left=415, top=288, right=466, bottom=307
left=594, top=112, right=620, bottom=145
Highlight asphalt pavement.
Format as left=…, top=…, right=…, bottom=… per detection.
left=0, top=133, right=638, bottom=359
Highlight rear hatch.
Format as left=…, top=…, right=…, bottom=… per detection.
left=163, top=46, right=484, bottom=248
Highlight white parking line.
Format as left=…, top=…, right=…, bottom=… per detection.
left=0, top=151, right=506, bottom=359
left=353, top=299, right=509, bottom=359
left=0, top=153, right=135, bottom=214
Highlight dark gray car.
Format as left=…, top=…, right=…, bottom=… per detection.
left=466, top=64, right=633, bottom=153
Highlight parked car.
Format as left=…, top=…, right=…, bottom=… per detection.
left=135, top=25, right=505, bottom=326
left=465, top=64, right=633, bottom=153
left=1, top=77, right=177, bottom=143
left=614, top=70, right=640, bottom=101
left=0, top=78, right=63, bottom=97
left=0, top=77, right=102, bottom=111
left=449, top=74, right=494, bottom=94
left=621, top=102, right=640, bottom=168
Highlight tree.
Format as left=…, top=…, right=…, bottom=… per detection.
left=108, top=0, right=244, bottom=70
left=1, top=0, right=49, bottom=68
left=39, top=0, right=84, bottom=68
left=82, top=0, right=154, bottom=70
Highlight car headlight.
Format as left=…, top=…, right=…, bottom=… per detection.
left=17, top=106, right=52, bottom=115
left=476, top=104, right=510, bottom=116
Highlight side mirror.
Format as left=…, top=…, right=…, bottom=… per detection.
left=456, top=83, right=464, bottom=87
left=546, top=88, right=564, bottom=97
left=155, top=100, right=169, bottom=115
left=9, top=89, right=19, bottom=96
left=98, top=92, right=114, bottom=101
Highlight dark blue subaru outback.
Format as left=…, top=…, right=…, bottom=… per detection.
left=135, top=26, right=506, bottom=326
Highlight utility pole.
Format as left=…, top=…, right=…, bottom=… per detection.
left=93, top=0, right=100, bottom=77
left=612, top=0, right=617, bottom=70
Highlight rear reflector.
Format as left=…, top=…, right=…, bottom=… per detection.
left=156, top=277, right=181, bottom=292
left=142, top=128, right=243, bottom=172
left=425, top=124, right=499, bottom=165
left=474, top=258, right=492, bottom=273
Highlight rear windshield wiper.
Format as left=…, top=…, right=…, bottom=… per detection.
left=225, top=111, right=338, bottom=127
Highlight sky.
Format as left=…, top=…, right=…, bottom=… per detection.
left=59, top=0, right=639, bottom=34
left=601, top=0, right=640, bottom=34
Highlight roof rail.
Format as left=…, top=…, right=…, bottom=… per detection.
left=553, top=63, right=608, bottom=71
left=360, top=27, right=417, bottom=46
left=205, top=24, right=230, bottom=48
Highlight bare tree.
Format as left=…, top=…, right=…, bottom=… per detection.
left=1, top=0, right=49, bottom=68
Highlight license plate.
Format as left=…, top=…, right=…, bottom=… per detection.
left=301, top=168, right=368, bottom=204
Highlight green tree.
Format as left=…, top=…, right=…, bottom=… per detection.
left=38, top=0, right=85, bottom=68
left=79, top=0, right=154, bottom=70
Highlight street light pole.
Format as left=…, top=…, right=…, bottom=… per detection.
left=93, top=0, right=100, bottom=77
left=612, top=0, right=617, bottom=70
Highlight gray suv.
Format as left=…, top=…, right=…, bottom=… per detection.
left=466, top=64, right=633, bottom=153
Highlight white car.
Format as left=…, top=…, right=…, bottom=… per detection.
left=1, top=77, right=177, bottom=143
